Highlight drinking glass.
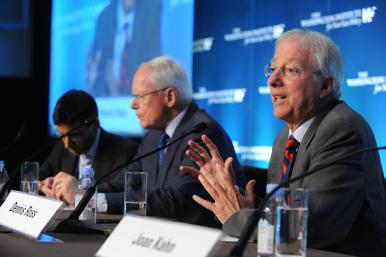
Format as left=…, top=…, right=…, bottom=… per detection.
left=124, top=171, right=147, bottom=216
left=20, top=162, right=39, bottom=194
left=275, top=188, right=308, bottom=257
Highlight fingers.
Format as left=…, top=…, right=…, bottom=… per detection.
left=197, top=170, right=221, bottom=200
left=50, top=172, right=77, bottom=205
left=245, top=180, right=256, bottom=200
left=40, top=184, right=55, bottom=198
left=201, top=135, right=223, bottom=161
left=46, top=177, right=54, bottom=184
left=185, top=148, right=205, bottom=167
left=223, top=157, right=235, bottom=183
left=186, top=140, right=211, bottom=165
left=54, top=185, right=63, bottom=200
left=215, top=163, right=236, bottom=193
left=54, top=182, right=76, bottom=206
left=52, top=171, right=73, bottom=189
left=187, top=135, right=225, bottom=165
left=39, top=177, right=55, bottom=196
left=179, top=166, right=200, bottom=177
left=192, top=195, right=214, bottom=213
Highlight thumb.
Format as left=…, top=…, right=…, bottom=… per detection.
left=245, top=180, right=256, bottom=200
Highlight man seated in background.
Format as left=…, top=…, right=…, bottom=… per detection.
left=181, top=29, right=386, bottom=256
left=39, top=90, right=138, bottom=197
left=48, top=56, right=245, bottom=228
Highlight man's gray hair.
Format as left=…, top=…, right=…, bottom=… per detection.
left=144, top=56, right=193, bottom=105
left=275, top=29, right=344, bottom=99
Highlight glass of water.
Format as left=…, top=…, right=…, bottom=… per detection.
left=20, top=162, right=39, bottom=194
left=275, top=188, right=308, bottom=257
left=124, top=171, right=147, bottom=216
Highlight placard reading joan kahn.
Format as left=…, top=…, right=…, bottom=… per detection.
left=0, top=190, right=63, bottom=238
left=96, top=215, right=223, bottom=257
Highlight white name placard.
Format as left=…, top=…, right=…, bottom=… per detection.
left=0, top=190, right=63, bottom=238
left=96, top=215, right=223, bottom=257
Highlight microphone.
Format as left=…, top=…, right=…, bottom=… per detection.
left=0, top=117, right=98, bottom=203
left=0, top=124, right=26, bottom=153
left=228, top=145, right=386, bottom=257
left=54, top=122, right=208, bottom=234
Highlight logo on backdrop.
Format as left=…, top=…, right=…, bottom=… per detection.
left=233, top=141, right=272, bottom=162
left=258, top=85, right=270, bottom=95
left=168, top=0, right=194, bottom=12
left=300, top=6, right=377, bottom=32
left=193, top=87, right=247, bottom=105
left=54, top=3, right=107, bottom=37
left=346, top=71, right=386, bottom=95
left=193, top=37, right=214, bottom=53
left=224, top=24, right=285, bottom=46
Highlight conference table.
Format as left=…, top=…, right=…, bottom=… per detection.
left=0, top=214, right=356, bottom=257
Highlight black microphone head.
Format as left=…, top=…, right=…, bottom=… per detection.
left=192, top=122, right=207, bottom=133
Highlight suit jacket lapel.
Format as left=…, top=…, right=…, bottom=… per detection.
left=158, top=102, right=199, bottom=187
left=269, top=129, right=288, bottom=184
left=93, top=130, right=111, bottom=182
left=290, top=100, right=340, bottom=187
left=144, top=131, right=162, bottom=187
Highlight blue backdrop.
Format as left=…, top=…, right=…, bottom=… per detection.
left=49, top=0, right=194, bottom=136
left=192, top=0, right=386, bottom=176
left=49, top=0, right=386, bottom=177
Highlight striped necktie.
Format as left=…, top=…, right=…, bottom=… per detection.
left=282, top=135, right=300, bottom=183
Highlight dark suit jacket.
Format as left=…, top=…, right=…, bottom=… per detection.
left=90, top=0, right=162, bottom=96
left=98, top=102, right=244, bottom=228
left=40, top=129, right=138, bottom=183
left=224, top=100, right=386, bottom=256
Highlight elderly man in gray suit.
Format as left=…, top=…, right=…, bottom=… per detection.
left=180, top=29, right=386, bottom=256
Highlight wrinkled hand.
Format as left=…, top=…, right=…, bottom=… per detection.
left=180, top=134, right=255, bottom=223
left=52, top=172, right=78, bottom=206
left=192, top=163, right=255, bottom=224
left=180, top=134, right=234, bottom=183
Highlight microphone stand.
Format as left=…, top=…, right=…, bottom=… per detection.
left=227, top=145, right=386, bottom=257
left=0, top=118, right=97, bottom=204
left=54, top=123, right=208, bottom=234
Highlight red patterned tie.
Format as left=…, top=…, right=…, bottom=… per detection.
left=120, top=23, right=130, bottom=92
left=282, top=135, right=300, bottom=183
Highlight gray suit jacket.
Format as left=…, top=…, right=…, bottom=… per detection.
left=224, top=100, right=386, bottom=256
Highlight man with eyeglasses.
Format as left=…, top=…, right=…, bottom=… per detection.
left=50, top=56, right=245, bottom=228
left=181, top=29, right=386, bottom=256
left=39, top=90, right=138, bottom=199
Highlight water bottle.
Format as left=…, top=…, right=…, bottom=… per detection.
left=257, top=184, right=285, bottom=257
left=75, top=167, right=97, bottom=222
left=0, top=160, right=9, bottom=200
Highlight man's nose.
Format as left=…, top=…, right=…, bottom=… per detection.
left=62, top=136, right=69, bottom=149
left=130, top=98, right=137, bottom=109
left=268, top=70, right=283, bottom=88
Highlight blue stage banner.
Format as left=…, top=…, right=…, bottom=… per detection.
left=193, top=0, right=386, bottom=177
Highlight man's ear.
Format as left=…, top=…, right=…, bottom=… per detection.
left=166, top=88, right=177, bottom=108
left=320, top=77, right=334, bottom=99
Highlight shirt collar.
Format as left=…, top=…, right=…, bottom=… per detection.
left=288, top=117, right=315, bottom=143
left=165, top=107, right=189, bottom=138
left=117, top=2, right=135, bottom=34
